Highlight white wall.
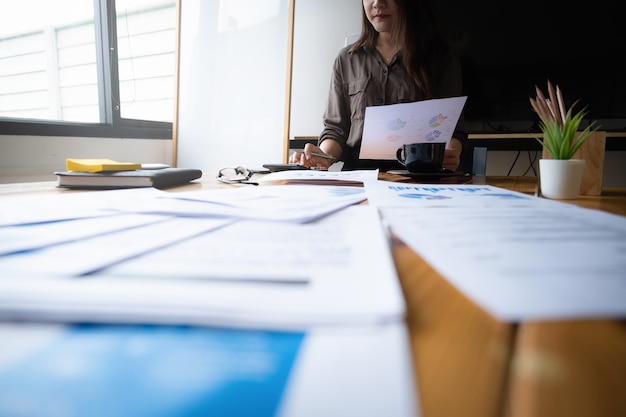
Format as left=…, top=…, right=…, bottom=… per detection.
left=289, top=0, right=361, bottom=138
left=0, top=135, right=172, bottom=184
left=175, top=0, right=289, bottom=172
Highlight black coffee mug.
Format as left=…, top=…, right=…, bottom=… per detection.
left=396, top=142, right=446, bottom=173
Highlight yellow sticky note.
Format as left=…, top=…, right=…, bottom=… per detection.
left=66, top=158, right=142, bottom=173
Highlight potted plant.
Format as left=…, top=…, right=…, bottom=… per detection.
left=529, top=80, right=600, bottom=199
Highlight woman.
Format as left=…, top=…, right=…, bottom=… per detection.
left=290, top=0, right=468, bottom=171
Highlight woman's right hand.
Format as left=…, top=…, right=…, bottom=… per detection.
left=289, top=143, right=335, bottom=169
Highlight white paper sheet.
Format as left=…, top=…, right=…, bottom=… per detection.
left=258, top=169, right=379, bottom=185
left=0, top=187, right=168, bottom=227
left=0, top=321, right=418, bottom=417
left=150, top=184, right=368, bottom=223
left=0, top=205, right=406, bottom=330
left=0, top=217, right=233, bottom=276
left=0, top=184, right=366, bottom=227
left=0, top=213, right=170, bottom=256
left=364, top=181, right=538, bottom=208
left=360, top=96, right=467, bottom=160
left=366, top=181, right=626, bottom=321
left=277, top=323, right=418, bottom=417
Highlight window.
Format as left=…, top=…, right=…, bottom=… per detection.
left=0, top=0, right=176, bottom=139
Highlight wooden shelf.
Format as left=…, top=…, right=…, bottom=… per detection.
left=468, top=131, right=626, bottom=139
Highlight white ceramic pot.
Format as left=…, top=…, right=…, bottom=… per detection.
left=539, top=159, right=585, bottom=200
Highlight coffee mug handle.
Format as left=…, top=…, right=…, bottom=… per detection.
left=396, top=146, right=406, bottom=166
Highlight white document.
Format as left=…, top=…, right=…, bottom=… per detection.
left=150, top=184, right=368, bottom=223
left=0, top=187, right=168, bottom=227
left=364, top=181, right=538, bottom=208
left=0, top=184, right=366, bottom=226
left=367, top=181, right=626, bottom=321
left=0, top=213, right=170, bottom=256
left=360, top=96, right=467, bottom=160
left=0, top=205, right=406, bottom=330
left=0, top=216, right=233, bottom=276
left=277, top=323, right=418, bottom=417
left=258, top=169, right=379, bottom=185
left=0, top=321, right=418, bottom=417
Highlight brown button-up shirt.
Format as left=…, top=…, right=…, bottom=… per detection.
left=319, top=45, right=467, bottom=169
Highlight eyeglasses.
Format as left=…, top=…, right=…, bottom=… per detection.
left=216, top=166, right=258, bottom=185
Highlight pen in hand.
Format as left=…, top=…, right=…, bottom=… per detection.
left=309, top=151, right=336, bottom=161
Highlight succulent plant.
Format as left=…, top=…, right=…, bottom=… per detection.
left=529, top=80, right=599, bottom=160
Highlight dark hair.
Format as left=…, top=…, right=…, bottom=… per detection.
left=351, top=0, right=448, bottom=97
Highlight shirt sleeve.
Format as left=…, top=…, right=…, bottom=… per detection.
left=318, top=51, right=352, bottom=156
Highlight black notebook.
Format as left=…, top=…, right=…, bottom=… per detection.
left=55, top=168, right=203, bottom=189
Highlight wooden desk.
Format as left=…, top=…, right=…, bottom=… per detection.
left=1, top=176, right=625, bottom=417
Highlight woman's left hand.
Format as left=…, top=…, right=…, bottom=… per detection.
left=443, top=138, right=463, bottom=171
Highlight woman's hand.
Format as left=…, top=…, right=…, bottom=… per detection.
left=289, top=142, right=337, bottom=169
left=443, top=138, right=463, bottom=171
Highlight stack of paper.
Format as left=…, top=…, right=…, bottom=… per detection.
left=257, top=169, right=379, bottom=186
left=0, top=182, right=416, bottom=417
left=0, top=185, right=404, bottom=330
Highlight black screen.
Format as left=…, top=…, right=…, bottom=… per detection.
left=433, top=0, right=626, bottom=133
